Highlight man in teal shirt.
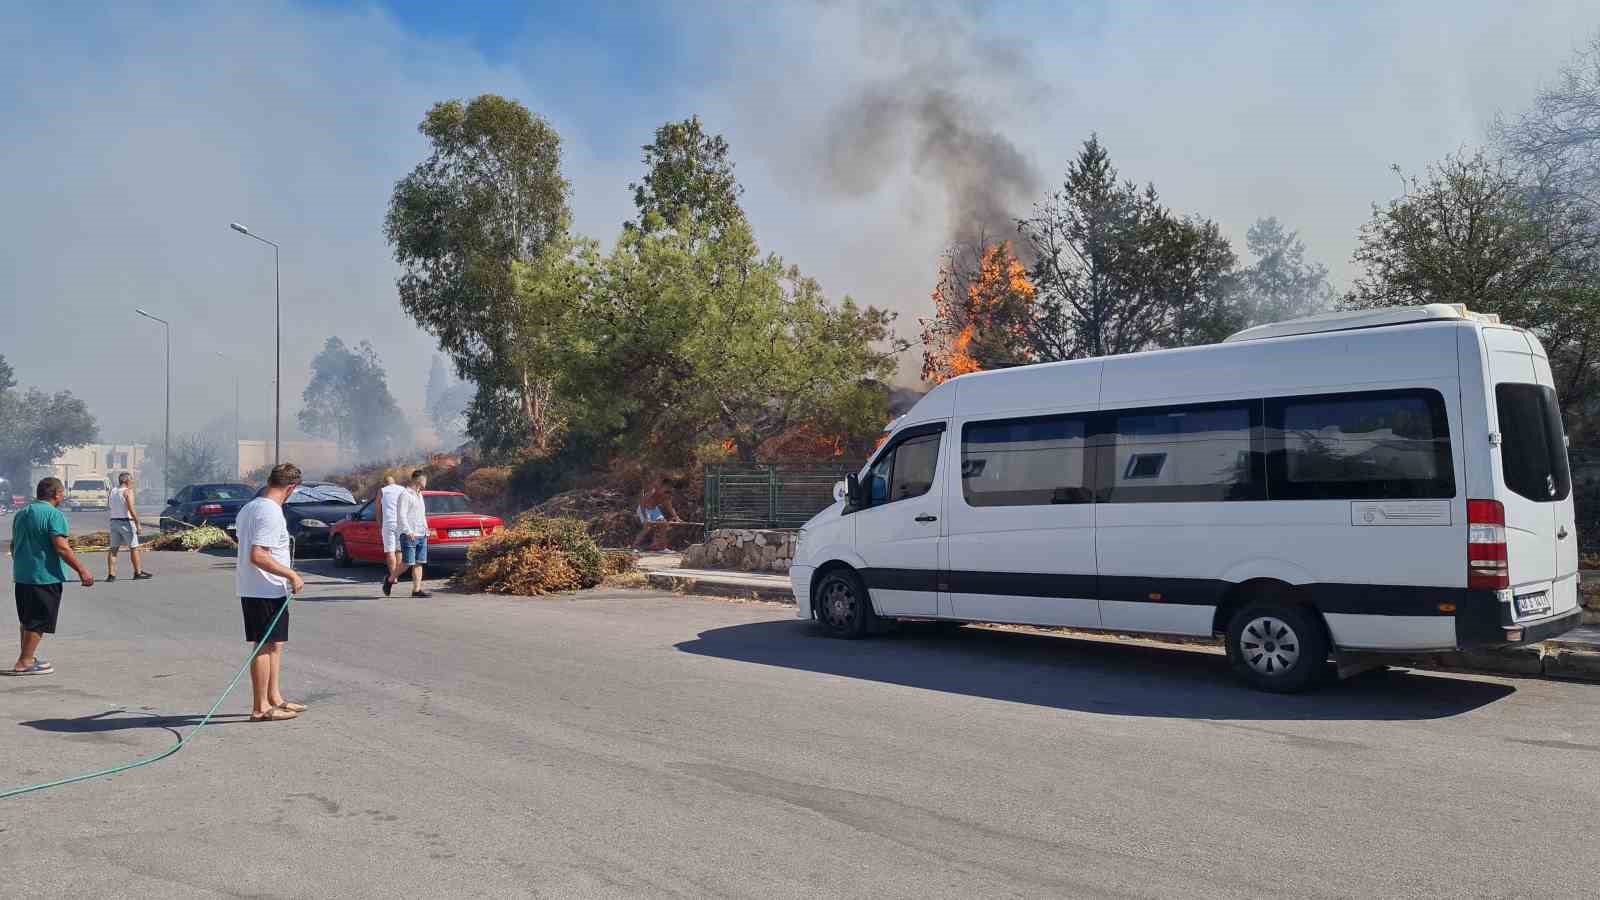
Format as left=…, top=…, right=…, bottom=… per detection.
left=10, top=477, right=94, bottom=675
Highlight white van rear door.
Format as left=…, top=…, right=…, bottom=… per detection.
left=1483, top=328, right=1561, bottom=608
left=1530, top=349, right=1581, bottom=617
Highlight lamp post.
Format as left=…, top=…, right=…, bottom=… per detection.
left=215, top=351, right=241, bottom=477
left=135, top=307, right=170, bottom=504
left=229, top=222, right=280, bottom=466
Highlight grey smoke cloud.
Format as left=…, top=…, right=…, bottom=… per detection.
left=822, top=83, right=1041, bottom=248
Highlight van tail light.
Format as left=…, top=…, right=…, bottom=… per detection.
left=1467, top=499, right=1508, bottom=590
left=197, top=503, right=224, bottom=516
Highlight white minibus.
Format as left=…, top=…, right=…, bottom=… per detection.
left=789, top=305, right=1582, bottom=691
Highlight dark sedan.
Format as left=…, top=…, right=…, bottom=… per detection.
left=253, top=481, right=360, bottom=558
left=161, top=483, right=256, bottom=534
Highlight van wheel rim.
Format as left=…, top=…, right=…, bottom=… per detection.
left=1240, top=616, right=1300, bottom=676
left=820, top=579, right=856, bottom=628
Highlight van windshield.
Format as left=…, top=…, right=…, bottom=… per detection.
left=72, top=480, right=106, bottom=491
left=1496, top=383, right=1571, bottom=503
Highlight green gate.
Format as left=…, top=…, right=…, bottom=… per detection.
left=703, top=464, right=856, bottom=535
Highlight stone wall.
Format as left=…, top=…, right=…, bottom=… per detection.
left=681, top=529, right=796, bottom=574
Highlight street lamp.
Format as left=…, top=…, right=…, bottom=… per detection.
left=215, top=351, right=240, bottom=478
left=229, top=221, right=280, bottom=467
left=135, top=307, right=170, bottom=504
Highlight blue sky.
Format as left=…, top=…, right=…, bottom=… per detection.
left=3, top=1, right=1599, bottom=445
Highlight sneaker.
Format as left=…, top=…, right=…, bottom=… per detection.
left=413, top=590, right=432, bottom=599
left=382, top=578, right=393, bottom=597
left=104, top=575, right=117, bottom=582
left=133, top=572, right=154, bottom=580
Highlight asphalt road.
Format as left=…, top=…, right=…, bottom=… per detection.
left=2, top=540, right=1599, bottom=897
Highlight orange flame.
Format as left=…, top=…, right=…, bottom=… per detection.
left=921, top=241, right=1035, bottom=385
left=947, top=325, right=983, bottom=378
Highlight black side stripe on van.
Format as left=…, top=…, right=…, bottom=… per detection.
left=857, top=568, right=1497, bottom=618
left=947, top=570, right=1098, bottom=600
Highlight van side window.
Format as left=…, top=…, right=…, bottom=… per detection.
left=863, top=431, right=942, bottom=508
left=1266, top=389, right=1454, bottom=500
left=1496, top=383, right=1571, bottom=502
left=961, top=415, right=1091, bottom=506
left=1105, top=402, right=1262, bottom=502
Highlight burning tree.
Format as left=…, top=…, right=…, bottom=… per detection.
left=920, top=240, right=1037, bottom=384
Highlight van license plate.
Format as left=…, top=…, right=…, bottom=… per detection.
left=447, top=528, right=481, bottom=538
left=1515, top=592, right=1552, bottom=617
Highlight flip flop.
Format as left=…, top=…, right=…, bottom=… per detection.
left=104, top=575, right=117, bottom=582
left=7, top=661, right=53, bottom=676
left=251, top=707, right=298, bottom=722
left=275, top=701, right=308, bottom=713
left=133, top=572, right=154, bottom=580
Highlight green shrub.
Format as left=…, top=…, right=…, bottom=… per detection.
left=1577, top=478, right=1600, bottom=554
left=464, top=466, right=514, bottom=510
left=509, top=430, right=607, bottom=506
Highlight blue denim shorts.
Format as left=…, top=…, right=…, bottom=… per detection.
left=401, top=534, right=428, bottom=566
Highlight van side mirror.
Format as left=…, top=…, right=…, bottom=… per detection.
left=844, top=474, right=862, bottom=511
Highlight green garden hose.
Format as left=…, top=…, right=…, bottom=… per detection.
left=0, top=593, right=295, bottom=800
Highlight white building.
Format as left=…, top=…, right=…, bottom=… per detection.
left=33, top=443, right=150, bottom=488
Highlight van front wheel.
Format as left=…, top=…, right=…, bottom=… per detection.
left=814, top=569, right=876, bottom=639
left=1225, top=602, right=1329, bottom=693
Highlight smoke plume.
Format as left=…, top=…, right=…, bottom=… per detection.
left=823, top=81, right=1041, bottom=248
left=815, top=0, right=1043, bottom=251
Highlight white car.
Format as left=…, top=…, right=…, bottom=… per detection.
left=791, top=304, right=1581, bottom=692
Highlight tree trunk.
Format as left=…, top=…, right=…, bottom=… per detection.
left=520, top=370, right=552, bottom=453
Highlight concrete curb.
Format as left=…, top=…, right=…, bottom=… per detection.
left=645, top=570, right=797, bottom=604
left=653, top=570, right=1600, bottom=685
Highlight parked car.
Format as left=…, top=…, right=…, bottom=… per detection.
left=254, top=481, right=359, bottom=558
left=329, top=490, right=503, bottom=567
left=66, top=476, right=110, bottom=511
left=161, top=483, right=256, bottom=534
left=790, top=303, right=1581, bottom=693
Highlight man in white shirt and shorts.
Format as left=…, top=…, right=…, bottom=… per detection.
left=106, top=472, right=151, bottom=581
left=376, top=475, right=406, bottom=597
left=235, top=463, right=307, bottom=723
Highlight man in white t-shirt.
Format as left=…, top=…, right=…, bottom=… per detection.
left=235, top=463, right=307, bottom=723
left=397, top=472, right=431, bottom=598
left=376, top=475, right=407, bottom=597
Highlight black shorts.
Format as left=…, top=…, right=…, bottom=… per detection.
left=241, top=596, right=289, bottom=644
left=16, top=583, right=63, bottom=634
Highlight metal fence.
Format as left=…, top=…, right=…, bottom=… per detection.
left=703, top=464, right=857, bottom=534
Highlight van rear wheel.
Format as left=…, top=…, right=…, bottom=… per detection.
left=814, top=569, right=876, bottom=639
left=1225, top=601, right=1329, bottom=693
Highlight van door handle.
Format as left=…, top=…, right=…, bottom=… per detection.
left=914, top=514, right=938, bottom=523
left=1558, top=526, right=1569, bottom=540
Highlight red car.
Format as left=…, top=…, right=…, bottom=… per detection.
left=329, top=490, right=503, bottom=568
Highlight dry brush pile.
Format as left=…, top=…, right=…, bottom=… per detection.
left=454, top=515, right=612, bottom=595
left=145, top=526, right=237, bottom=552
left=66, top=526, right=236, bottom=553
